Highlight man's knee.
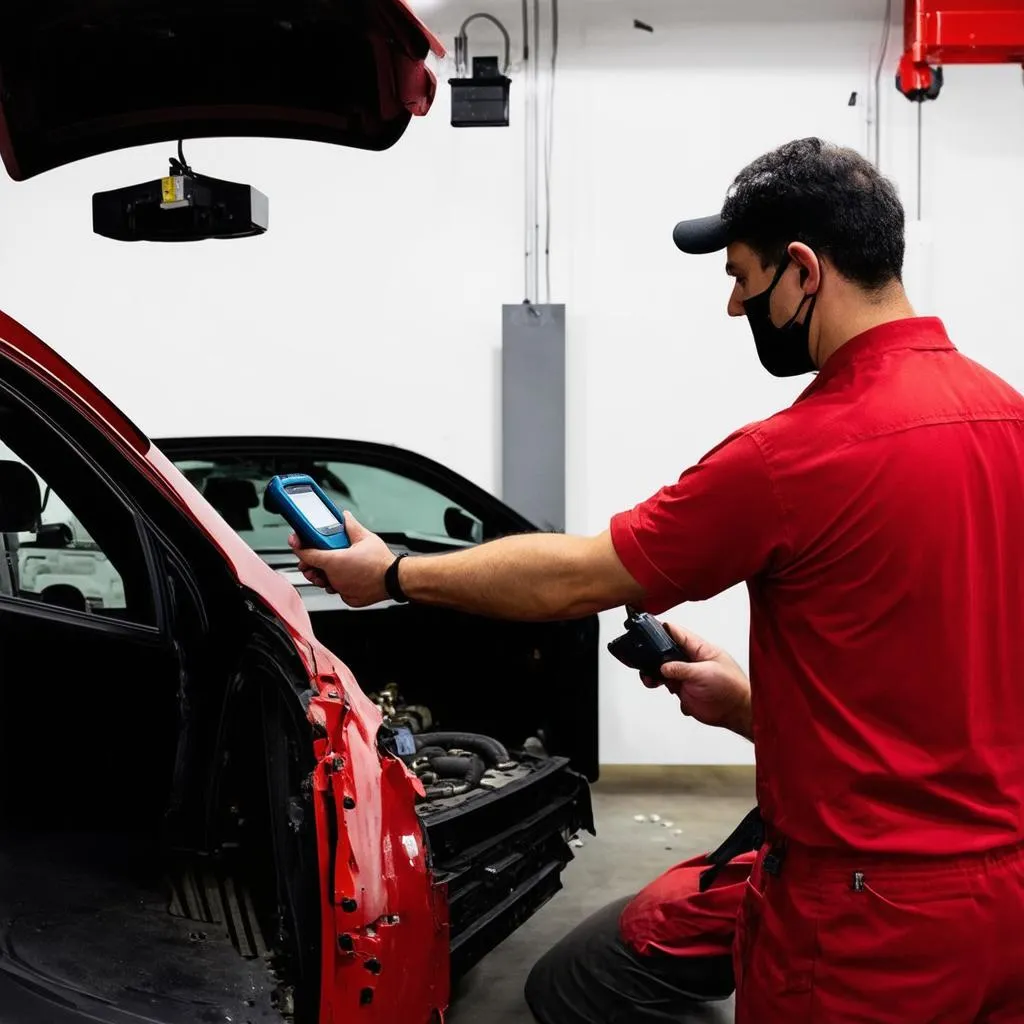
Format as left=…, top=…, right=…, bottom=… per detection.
left=523, top=950, right=557, bottom=1024
left=522, top=896, right=636, bottom=1024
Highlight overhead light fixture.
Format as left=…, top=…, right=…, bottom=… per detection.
left=449, top=13, right=512, bottom=128
left=92, top=141, right=269, bottom=242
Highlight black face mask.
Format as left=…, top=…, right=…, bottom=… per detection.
left=742, top=255, right=818, bottom=378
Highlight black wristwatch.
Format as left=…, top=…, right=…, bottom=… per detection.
left=384, top=553, right=411, bottom=604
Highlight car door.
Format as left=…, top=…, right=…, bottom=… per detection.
left=0, top=354, right=178, bottom=829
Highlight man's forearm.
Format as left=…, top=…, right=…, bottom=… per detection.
left=398, top=531, right=646, bottom=621
left=725, top=691, right=754, bottom=743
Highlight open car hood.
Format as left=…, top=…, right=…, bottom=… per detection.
left=0, top=1, right=445, bottom=181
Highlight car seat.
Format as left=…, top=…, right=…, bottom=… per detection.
left=0, top=460, right=42, bottom=597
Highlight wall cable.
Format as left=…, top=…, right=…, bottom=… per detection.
left=872, top=0, right=894, bottom=169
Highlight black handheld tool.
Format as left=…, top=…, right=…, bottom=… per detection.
left=607, top=607, right=690, bottom=679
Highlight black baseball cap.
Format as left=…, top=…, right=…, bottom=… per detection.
left=672, top=212, right=731, bottom=255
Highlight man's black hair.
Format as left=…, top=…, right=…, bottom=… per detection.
left=721, top=138, right=905, bottom=291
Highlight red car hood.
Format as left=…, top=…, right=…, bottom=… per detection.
left=0, top=0, right=444, bottom=181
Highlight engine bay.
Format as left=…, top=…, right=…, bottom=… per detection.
left=365, top=682, right=594, bottom=977
left=368, top=681, right=552, bottom=808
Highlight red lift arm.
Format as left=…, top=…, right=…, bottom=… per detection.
left=896, top=0, right=1024, bottom=100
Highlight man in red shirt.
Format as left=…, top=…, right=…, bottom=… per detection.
left=293, top=138, right=1024, bottom=1022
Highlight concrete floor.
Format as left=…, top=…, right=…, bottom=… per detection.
left=449, top=777, right=755, bottom=1024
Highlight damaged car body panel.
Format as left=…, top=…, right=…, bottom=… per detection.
left=303, top=640, right=451, bottom=1022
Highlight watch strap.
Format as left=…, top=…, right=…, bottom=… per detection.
left=384, top=553, right=411, bottom=604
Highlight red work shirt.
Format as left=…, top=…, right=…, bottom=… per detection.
left=610, top=317, right=1024, bottom=856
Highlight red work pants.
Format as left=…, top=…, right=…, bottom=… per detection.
left=734, top=838, right=1024, bottom=1023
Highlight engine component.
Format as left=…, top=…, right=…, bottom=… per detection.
left=368, top=686, right=521, bottom=801
left=366, top=683, right=434, bottom=734
left=413, top=731, right=517, bottom=771
left=421, top=753, right=486, bottom=799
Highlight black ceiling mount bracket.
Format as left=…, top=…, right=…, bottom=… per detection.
left=449, top=11, right=513, bottom=127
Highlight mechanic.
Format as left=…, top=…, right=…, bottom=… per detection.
left=292, top=137, right=1024, bottom=1023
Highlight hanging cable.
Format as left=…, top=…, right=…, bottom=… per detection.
left=522, top=0, right=532, bottom=301
left=532, top=0, right=541, bottom=305
left=872, top=0, right=893, bottom=169
left=455, top=13, right=512, bottom=75
left=543, top=0, right=559, bottom=304
left=169, top=138, right=193, bottom=177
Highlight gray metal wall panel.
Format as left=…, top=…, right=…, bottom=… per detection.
left=501, top=303, right=566, bottom=532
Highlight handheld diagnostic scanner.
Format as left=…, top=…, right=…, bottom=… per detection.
left=607, top=606, right=689, bottom=679
left=263, top=473, right=351, bottom=550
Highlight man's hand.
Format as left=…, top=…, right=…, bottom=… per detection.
left=289, top=512, right=395, bottom=607
left=643, top=624, right=753, bottom=741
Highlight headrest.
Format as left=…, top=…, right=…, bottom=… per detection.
left=202, top=476, right=260, bottom=531
left=203, top=476, right=259, bottom=510
left=0, top=460, right=41, bottom=532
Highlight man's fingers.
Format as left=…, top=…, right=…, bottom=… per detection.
left=660, top=659, right=696, bottom=682
left=343, top=510, right=370, bottom=542
left=289, top=534, right=330, bottom=568
left=661, top=622, right=719, bottom=663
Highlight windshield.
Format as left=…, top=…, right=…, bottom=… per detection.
left=173, top=456, right=483, bottom=553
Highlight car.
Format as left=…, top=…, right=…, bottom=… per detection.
left=0, top=4, right=598, bottom=1024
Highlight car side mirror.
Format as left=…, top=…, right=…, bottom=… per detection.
left=444, top=506, right=483, bottom=544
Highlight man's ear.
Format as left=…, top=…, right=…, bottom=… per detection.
left=788, top=242, right=821, bottom=292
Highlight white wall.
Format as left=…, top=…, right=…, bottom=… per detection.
left=0, top=0, right=1020, bottom=764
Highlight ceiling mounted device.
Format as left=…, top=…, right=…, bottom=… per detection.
left=92, top=141, right=269, bottom=243
left=449, top=13, right=513, bottom=127
left=897, top=0, right=1024, bottom=101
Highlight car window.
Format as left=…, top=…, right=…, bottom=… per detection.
left=173, top=457, right=483, bottom=553
left=0, top=416, right=153, bottom=625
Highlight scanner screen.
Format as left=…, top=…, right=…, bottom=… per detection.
left=290, top=488, right=341, bottom=531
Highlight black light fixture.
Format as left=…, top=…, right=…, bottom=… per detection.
left=449, top=13, right=513, bottom=128
left=92, top=141, right=269, bottom=242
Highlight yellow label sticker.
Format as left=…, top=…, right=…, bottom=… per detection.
left=161, top=176, right=181, bottom=204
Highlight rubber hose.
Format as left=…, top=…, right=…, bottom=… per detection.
left=400, top=744, right=447, bottom=766
left=417, top=746, right=450, bottom=761
left=423, top=782, right=461, bottom=799
left=428, top=754, right=486, bottom=787
left=420, top=754, right=486, bottom=800
left=414, top=732, right=515, bottom=770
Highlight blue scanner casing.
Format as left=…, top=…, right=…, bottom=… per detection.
left=263, top=473, right=351, bottom=551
